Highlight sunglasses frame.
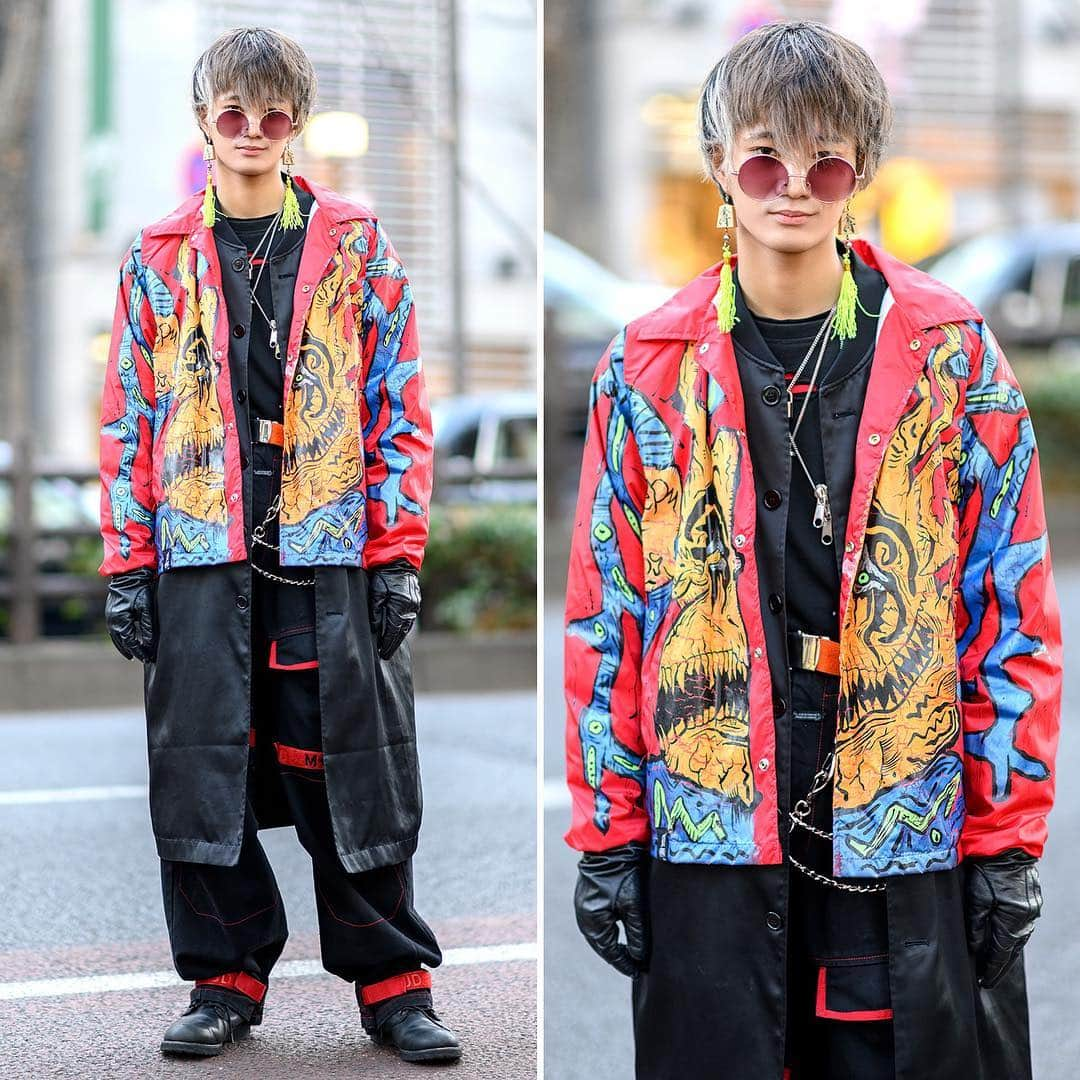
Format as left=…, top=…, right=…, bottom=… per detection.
left=726, top=153, right=864, bottom=203
left=212, top=106, right=296, bottom=141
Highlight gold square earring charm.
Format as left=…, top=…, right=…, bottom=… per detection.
left=716, top=201, right=736, bottom=230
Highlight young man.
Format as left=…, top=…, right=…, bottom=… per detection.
left=564, top=21, right=1061, bottom=1080
left=99, top=27, right=460, bottom=1063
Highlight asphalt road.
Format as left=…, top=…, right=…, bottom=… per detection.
left=544, top=559, right=1080, bottom=1080
left=0, top=690, right=536, bottom=1078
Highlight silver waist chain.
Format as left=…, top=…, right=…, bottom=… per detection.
left=787, top=747, right=886, bottom=894
left=250, top=490, right=314, bottom=587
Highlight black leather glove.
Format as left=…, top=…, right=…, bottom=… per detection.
left=964, top=847, right=1042, bottom=989
left=105, top=567, right=158, bottom=663
left=368, top=563, right=421, bottom=661
left=574, top=841, right=649, bottom=977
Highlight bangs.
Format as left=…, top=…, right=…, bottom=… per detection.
left=698, top=21, right=893, bottom=185
left=193, top=27, right=317, bottom=125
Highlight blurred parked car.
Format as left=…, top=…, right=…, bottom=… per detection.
left=920, top=223, right=1080, bottom=357
left=544, top=232, right=673, bottom=439
left=430, top=391, right=537, bottom=504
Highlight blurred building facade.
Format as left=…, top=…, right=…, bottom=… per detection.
left=31, top=0, right=535, bottom=465
left=546, top=0, right=1080, bottom=285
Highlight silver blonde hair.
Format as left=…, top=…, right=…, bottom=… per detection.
left=698, top=20, right=893, bottom=192
left=191, top=26, right=318, bottom=134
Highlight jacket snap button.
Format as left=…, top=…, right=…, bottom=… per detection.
left=768, top=593, right=783, bottom=613
left=699, top=342, right=709, bottom=353
left=762, top=385, right=782, bottom=406
left=910, top=338, right=921, bottom=350
left=233, top=324, right=246, bottom=338
left=734, top=533, right=746, bottom=547
left=229, top=492, right=238, bottom=503
left=845, top=540, right=854, bottom=552
left=235, top=594, right=249, bottom=611
left=236, top=388, right=247, bottom=403
left=868, top=432, right=880, bottom=445
left=753, top=647, right=762, bottom=659
left=758, top=757, right=769, bottom=771
left=302, top=284, right=311, bottom=293
left=766, top=911, right=784, bottom=931
left=232, top=256, right=247, bottom=272
left=329, top=227, right=337, bottom=236
left=763, top=489, right=782, bottom=510
left=773, top=696, right=786, bottom=717
left=214, top=349, right=223, bottom=359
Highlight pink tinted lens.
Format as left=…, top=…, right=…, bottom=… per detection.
left=261, top=110, right=293, bottom=140
left=737, top=155, right=789, bottom=200
left=806, top=157, right=857, bottom=202
left=215, top=108, right=248, bottom=137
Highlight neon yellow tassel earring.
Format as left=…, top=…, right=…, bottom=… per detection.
left=281, top=144, right=304, bottom=230
left=201, top=141, right=216, bottom=228
left=715, top=194, right=738, bottom=333
left=832, top=201, right=859, bottom=341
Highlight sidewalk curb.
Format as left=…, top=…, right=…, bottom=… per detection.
left=0, top=630, right=536, bottom=713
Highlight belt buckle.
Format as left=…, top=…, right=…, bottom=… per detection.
left=257, top=418, right=272, bottom=444
left=797, top=631, right=821, bottom=671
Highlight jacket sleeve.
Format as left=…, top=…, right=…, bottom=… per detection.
left=358, top=218, right=434, bottom=572
left=564, top=329, right=649, bottom=852
left=98, top=232, right=158, bottom=576
left=956, top=318, right=1063, bottom=860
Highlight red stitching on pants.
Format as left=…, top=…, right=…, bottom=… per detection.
left=315, top=861, right=407, bottom=929
left=177, top=870, right=279, bottom=928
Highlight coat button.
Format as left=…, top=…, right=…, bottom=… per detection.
left=235, top=594, right=249, bottom=610
left=233, top=324, right=246, bottom=338
left=236, top=388, right=247, bottom=403
left=302, top=284, right=311, bottom=293
left=766, top=911, right=784, bottom=931
left=758, top=757, right=769, bottom=771
left=868, top=432, right=880, bottom=445
left=734, top=533, right=746, bottom=547
left=910, top=338, right=921, bottom=350
left=845, top=540, right=854, bottom=552
left=232, top=256, right=247, bottom=272
left=763, top=488, right=782, bottom=510
left=773, top=696, right=786, bottom=717
left=762, top=385, right=782, bottom=406
left=768, top=592, right=783, bottom=613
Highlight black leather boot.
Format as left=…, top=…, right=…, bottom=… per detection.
left=160, top=999, right=253, bottom=1057
left=371, top=1002, right=462, bottom=1063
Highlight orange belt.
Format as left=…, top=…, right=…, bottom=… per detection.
left=789, top=630, right=840, bottom=676
left=254, top=418, right=284, bottom=447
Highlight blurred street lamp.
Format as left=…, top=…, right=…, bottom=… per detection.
left=302, top=109, right=369, bottom=191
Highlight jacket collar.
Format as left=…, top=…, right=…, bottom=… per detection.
left=633, top=237, right=979, bottom=342
left=143, top=172, right=375, bottom=239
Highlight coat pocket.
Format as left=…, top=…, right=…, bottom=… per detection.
left=815, top=957, right=893, bottom=1021
left=269, top=625, right=319, bottom=670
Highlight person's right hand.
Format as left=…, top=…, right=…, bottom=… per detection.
left=105, top=567, right=158, bottom=663
left=573, top=841, right=649, bottom=976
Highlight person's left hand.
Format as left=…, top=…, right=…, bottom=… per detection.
left=368, top=563, right=421, bottom=660
left=964, top=847, right=1043, bottom=989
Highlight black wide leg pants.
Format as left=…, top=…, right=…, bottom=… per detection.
left=632, top=667, right=896, bottom=1079
left=159, top=442, right=441, bottom=1017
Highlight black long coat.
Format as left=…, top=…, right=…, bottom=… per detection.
left=140, top=193, right=422, bottom=875
left=633, top=859, right=1032, bottom=1079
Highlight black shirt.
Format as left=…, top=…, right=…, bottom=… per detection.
left=214, top=183, right=315, bottom=428
left=731, top=243, right=887, bottom=639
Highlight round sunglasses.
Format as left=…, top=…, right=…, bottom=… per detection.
left=213, top=107, right=295, bottom=142
left=728, top=154, right=863, bottom=203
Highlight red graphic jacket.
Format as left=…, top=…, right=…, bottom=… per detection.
left=564, top=239, right=1063, bottom=878
left=98, top=173, right=432, bottom=575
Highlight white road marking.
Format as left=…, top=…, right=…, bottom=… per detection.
left=0, top=943, right=537, bottom=1002
left=0, top=785, right=147, bottom=806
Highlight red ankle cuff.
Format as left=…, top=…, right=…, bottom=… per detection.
left=195, top=971, right=267, bottom=1004
left=359, top=969, right=431, bottom=1006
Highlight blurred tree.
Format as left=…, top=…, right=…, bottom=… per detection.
left=0, top=0, right=47, bottom=642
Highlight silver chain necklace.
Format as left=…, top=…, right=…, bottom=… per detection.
left=786, top=306, right=838, bottom=546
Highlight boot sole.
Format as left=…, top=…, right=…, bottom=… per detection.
left=395, top=1045, right=463, bottom=1063
left=161, top=1025, right=251, bottom=1057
